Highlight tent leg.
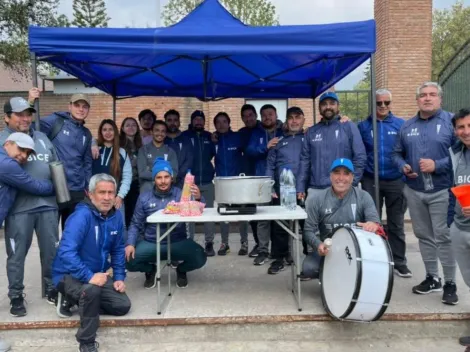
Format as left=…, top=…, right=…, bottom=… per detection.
left=30, top=52, right=41, bottom=131
left=370, top=54, right=380, bottom=213
left=312, top=97, right=317, bottom=124
left=112, top=96, right=117, bottom=121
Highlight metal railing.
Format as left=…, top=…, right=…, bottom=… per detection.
left=335, top=89, right=371, bottom=123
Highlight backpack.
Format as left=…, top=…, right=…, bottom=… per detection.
left=48, top=115, right=66, bottom=141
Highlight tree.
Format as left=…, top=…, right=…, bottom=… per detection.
left=432, top=0, right=470, bottom=80
left=72, top=0, right=110, bottom=28
left=162, top=0, right=279, bottom=27
left=0, top=0, right=65, bottom=77
left=337, top=63, right=371, bottom=122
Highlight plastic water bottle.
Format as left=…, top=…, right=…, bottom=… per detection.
left=422, top=172, right=434, bottom=191
left=280, top=168, right=288, bottom=208
left=285, top=168, right=297, bottom=211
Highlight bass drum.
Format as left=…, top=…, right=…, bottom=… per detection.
left=320, top=226, right=394, bottom=322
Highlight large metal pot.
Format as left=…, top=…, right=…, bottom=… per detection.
left=214, top=174, right=275, bottom=205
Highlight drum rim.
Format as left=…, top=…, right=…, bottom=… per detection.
left=320, top=226, right=362, bottom=320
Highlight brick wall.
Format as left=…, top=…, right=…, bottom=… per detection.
left=0, top=92, right=317, bottom=136
left=374, top=0, right=432, bottom=118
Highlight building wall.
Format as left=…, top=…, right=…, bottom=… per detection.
left=374, top=0, right=433, bottom=118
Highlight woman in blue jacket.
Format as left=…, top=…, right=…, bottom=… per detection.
left=125, top=158, right=207, bottom=289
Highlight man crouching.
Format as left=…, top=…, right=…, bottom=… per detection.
left=125, top=158, right=207, bottom=289
left=52, top=173, right=131, bottom=352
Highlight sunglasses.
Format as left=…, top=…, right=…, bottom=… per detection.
left=376, top=101, right=391, bottom=107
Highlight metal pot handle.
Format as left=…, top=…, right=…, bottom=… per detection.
left=238, top=173, right=246, bottom=177
left=262, top=180, right=275, bottom=188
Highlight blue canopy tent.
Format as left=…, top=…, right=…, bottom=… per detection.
left=28, top=0, right=380, bottom=208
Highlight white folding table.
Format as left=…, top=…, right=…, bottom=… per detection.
left=146, top=205, right=307, bottom=314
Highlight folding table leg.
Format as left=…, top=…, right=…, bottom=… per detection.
left=156, top=225, right=162, bottom=315
left=295, top=220, right=302, bottom=311
left=167, top=228, right=172, bottom=297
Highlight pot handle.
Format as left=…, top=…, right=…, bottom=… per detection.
left=262, top=180, right=275, bottom=188
left=238, top=173, right=246, bottom=177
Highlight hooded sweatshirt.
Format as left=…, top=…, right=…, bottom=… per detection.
left=214, top=130, right=243, bottom=177
left=165, top=133, right=193, bottom=187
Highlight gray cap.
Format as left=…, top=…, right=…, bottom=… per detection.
left=4, top=97, right=36, bottom=114
left=5, top=132, right=36, bottom=153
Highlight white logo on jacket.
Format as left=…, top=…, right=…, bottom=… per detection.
left=110, top=231, right=118, bottom=236
left=95, top=226, right=99, bottom=245
left=312, top=134, right=322, bottom=142
left=149, top=203, right=156, bottom=208
left=63, top=130, right=70, bottom=136
left=179, top=143, right=182, bottom=151
left=407, top=128, right=419, bottom=137
left=28, top=153, right=50, bottom=162
left=325, top=208, right=332, bottom=214
left=335, top=130, right=339, bottom=139
left=147, top=154, right=153, bottom=159
left=388, top=131, right=397, bottom=135
left=38, top=139, right=46, bottom=150
left=437, top=124, right=441, bottom=134
left=83, top=136, right=86, bottom=146
left=351, top=204, right=357, bottom=221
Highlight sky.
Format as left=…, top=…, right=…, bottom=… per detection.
left=57, top=0, right=470, bottom=89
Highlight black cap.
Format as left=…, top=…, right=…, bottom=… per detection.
left=286, top=106, right=304, bottom=117
left=191, top=110, right=205, bottom=121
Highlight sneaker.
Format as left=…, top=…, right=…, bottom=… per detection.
left=299, top=272, right=313, bottom=281
left=459, top=336, right=470, bottom=346
left=56, top=292, right=73, bottom=318
left=218, top=243, right=230, bottom=256
left=267, top=260, right=285, bottom=275
left=170, top=261, right=179, bottom=269
left=79, top=341, right=99, bottom=352
left=412, top=274, right=443, bottom=294
left=284, top=254, right=294, bottom=266
left=442, top=281, right=459, bottom=305
left=10, top=296, right=27, bottom=317
left=238, top=242, right=248, bottom=256
left=394, top=265, right=413, bottom=278
left=144, top=268, right=157, bottom=289
left=248, top=244, right=260, bottom=257
left=253, top=252, right=269, bottom=266
left=0, top=338, right=11, bottom=352
left=176, top=270, right=188, bottom=288
left=46, top=288, right=58, bottom=305
left=205, top=242, right=215, bottom=257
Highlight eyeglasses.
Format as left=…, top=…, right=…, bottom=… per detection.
left=376, top=101, right=391, bottom=107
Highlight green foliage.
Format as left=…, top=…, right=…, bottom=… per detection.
left=432, top=0, right=470, bottom=80
left=162, top=0, right=279, bottom=26
left=72, top=0, right=110, bottom=28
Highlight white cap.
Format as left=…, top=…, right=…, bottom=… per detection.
left=5, top=132, right=36, bottom=153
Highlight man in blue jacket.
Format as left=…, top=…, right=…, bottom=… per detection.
left=212, top=112, right=249, bottom=256
left=265, top=107, right=306, bottom=274
left=1, top=97, right=59, bottom=316
left=52, top=173, right=131, bottom=352
left=358, top=89, right=411, bottom=278
left=182, top=110, right=216, bottom=255
left=392, top=82, right=458, bottom=305
left=125, top=158, right=207, bottom=289
left=297, top=92, right=367, bottom=200
left=246, top=104, right=284, bottom=265
left=164, top=109, right=193, bottom=188
left=0, top=133, right=54, bottom=225
left=28, top=88, right=93, bottom=231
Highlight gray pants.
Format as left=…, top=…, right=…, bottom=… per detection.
left=215, top=222, right=248, bottom=244
left=188, top=183, right=215, bottom=242
left=404, top=185, right=456, bottom=281
left=5, top=210, right=59, bottom=299
left=302, top=251, right=322, bottom=279
left=450, top=224, right=470, bottom=288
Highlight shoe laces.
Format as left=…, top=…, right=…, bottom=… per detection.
left=11, top=293, right=27, bottom=307
left=81, top=341, right=99, bottom=352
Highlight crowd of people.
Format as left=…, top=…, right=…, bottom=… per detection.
left=1, top=81, right=470, bottom=351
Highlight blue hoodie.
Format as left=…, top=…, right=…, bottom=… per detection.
left=358, top=113, right=405, bottom=180
left=238, top=122, right=261, bottom=176
left=52, top=200, right=126, bottom=286
left=392, top=109, right=455, bottom=193
left=35, top=112, right=93, bottom=192
left=266, top=131, right=305, bottom=189
left=181, top=129, right=215, bottom=185
left=165, top=133, right=193, bottom=187
left=297, top=117, right=367, bottom=192
left=245, top=123, right=284, bottom=176
left=127, top=187, right=191, bottom=246
left=0, top=147, right=54, bottom=224
left=214, top=130, right=243, bottom=176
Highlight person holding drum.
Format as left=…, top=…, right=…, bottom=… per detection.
left=302, top=158, right=381, bottom=279
left=449, top=108, right=470, bottom=348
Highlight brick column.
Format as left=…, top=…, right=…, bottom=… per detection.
left=374, top=0, right=432, bottom=118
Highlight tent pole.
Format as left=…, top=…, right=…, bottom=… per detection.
left=30, top=52, right=41, bottom=131
left=370, top=54, right=379, bottom=213
left=112, top=96, right=117, bottom=122
left=312, top=97, right=317, bottom=124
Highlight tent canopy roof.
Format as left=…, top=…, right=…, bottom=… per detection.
left=29, top=0, right=376, bottom=100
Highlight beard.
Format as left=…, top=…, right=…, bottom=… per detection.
left=193, top=125, right=204, bottom=132
left=321, top=109, right=336, bottom=120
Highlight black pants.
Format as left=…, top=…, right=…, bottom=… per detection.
left=361, top=175, right=407, bottom=266
left=270, top=197, right=290, bottom=260
left=124, top=180, right=140, bottom=228
left=250, top=221, right=259, bottom=244
left=59, top=191, right=85, bottom=231
left=57, top=275, right=131, bottom=344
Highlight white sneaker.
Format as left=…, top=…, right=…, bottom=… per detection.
left=0, top=338, right=11, bottom=352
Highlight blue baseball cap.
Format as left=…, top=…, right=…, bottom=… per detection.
left=330, top=158, right=354, bottom=173
left=319, top=92, right=339, bottom=103
left=152, top=157, right=174, bottom=180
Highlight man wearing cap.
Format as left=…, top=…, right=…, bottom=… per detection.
left=0, top=97, right=59, bottom=316
left=358, top=89, right=411, bottom=278
left=181, top=110, right=216, bottom=255
left=126, top=158, right=207, bottom=289
left=265, top=106, right=306, bottom=274
left=392, top=82, right=458, bottom=305
left=297, top=92, right=367, bottom=202
left=28, top=88, right=93, bottom=230
left=302, top=158, right=381, bottom=279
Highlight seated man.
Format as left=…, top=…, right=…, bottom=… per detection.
left=302, top=158, right=381, bottom=279
left=125, top=158, right=207, bottom=289
left=52, top=174, right=131, bottom=352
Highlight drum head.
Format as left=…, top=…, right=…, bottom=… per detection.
left=320, top=227, right=361, bottom=319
